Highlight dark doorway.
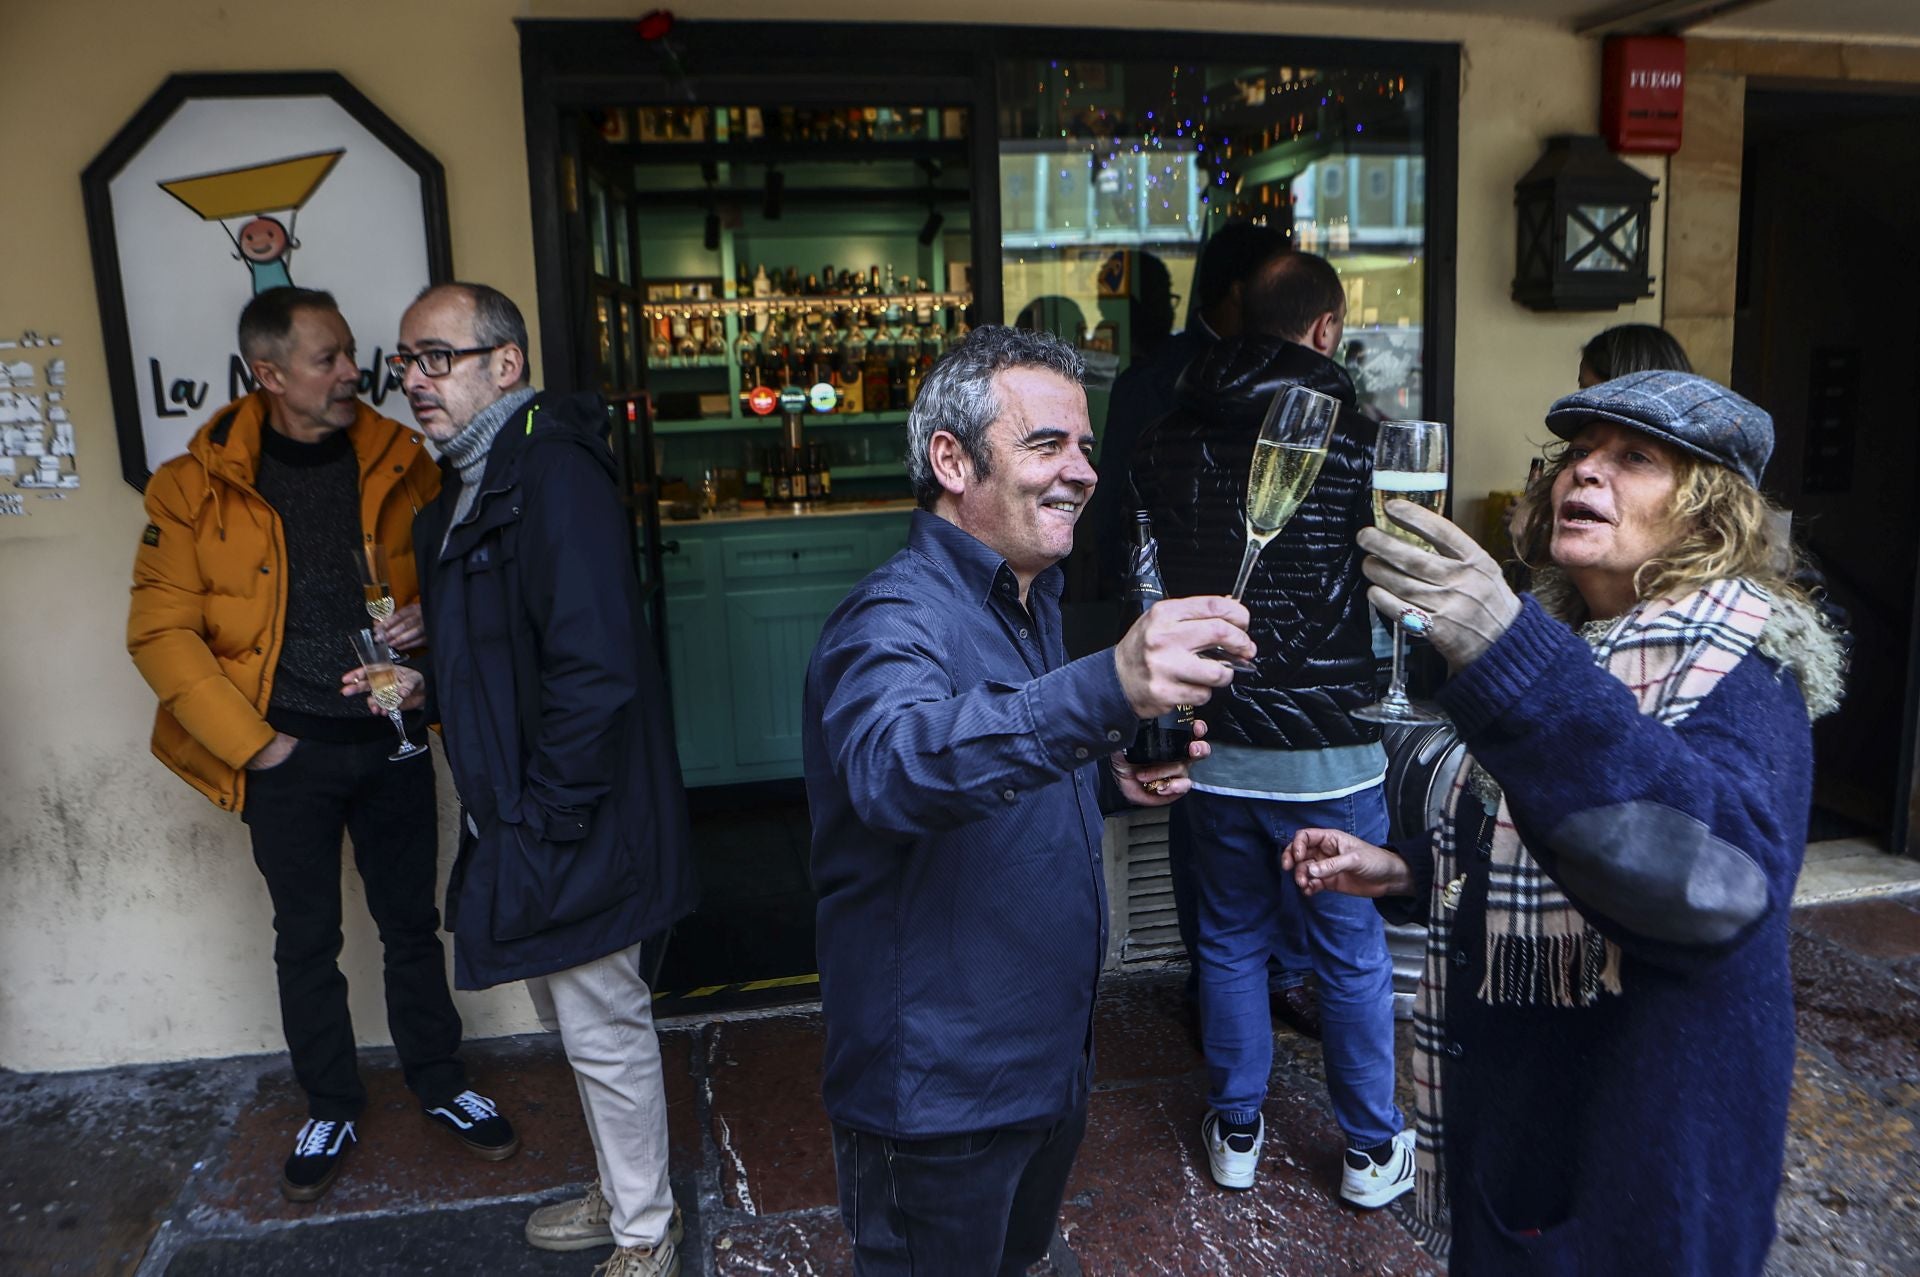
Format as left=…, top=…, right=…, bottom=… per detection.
left=654, top=780, right=819, bottom=1015
left=1733, top=87, right=1920, bottom=858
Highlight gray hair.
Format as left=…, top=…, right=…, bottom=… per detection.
left=905, top=324, right=1086, bottom=508
left=415, top=281, right=532, bottom=385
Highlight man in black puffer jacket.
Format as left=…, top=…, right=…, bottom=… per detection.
left=1132, top=253, right=1411, bottom=1207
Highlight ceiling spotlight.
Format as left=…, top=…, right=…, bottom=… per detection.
left=918, top=207, right=945, bottom=246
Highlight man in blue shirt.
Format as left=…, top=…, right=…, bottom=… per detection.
left=804, top=325, right=1253, bottom=1276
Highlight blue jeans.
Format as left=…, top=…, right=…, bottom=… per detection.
left=1183, top=786, right=1403, bottom=1148
left=1170, top=805, right=1311, bottom=998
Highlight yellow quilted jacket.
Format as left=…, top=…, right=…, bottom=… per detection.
left=128, top=393, right=440, bottom=812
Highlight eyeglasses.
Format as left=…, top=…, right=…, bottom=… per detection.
left=384, top=345, right=500, bottom=379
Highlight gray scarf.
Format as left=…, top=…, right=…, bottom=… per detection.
left=440, top=386, right=537, bottom=547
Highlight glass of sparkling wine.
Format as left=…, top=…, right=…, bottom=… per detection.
left=1197, top=384, right=1340, bottom=672
left=1353, top=419, right=1450, bottom=725
left=349, top=628, right=429, bottom=762
left=353, top=544, right=408, bottom=664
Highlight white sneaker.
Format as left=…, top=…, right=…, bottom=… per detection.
left=1202, top=1111, right=1263, bottom=1190
left=1340, top=1128, right=1415, bottom=1209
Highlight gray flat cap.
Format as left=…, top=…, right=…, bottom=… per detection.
left=1544, top=370, right=1773, bottom=488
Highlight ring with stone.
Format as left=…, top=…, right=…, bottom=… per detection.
left=1398, top=605, right=1433, bottom=635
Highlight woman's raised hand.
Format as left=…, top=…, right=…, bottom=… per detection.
left=1358, top=501, right=1523, bottom=673
left=1283, top=827, right=1415, bottom=899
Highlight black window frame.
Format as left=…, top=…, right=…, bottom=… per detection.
left=517, top=19, right=1458, bottom=432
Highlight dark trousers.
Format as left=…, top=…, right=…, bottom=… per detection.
left=831, top=1100, right=1088, bottom=1277
left=241, top=737, right=465, bottom=1120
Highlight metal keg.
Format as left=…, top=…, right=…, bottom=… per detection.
left=1379, top=718, right=1467, bottom=1016
left=1380, top=718, right=1468, bottom=843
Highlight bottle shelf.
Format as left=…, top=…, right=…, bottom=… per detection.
left=738, top=463, right=902, bottom=485
left=654, top=410, right=913, bottom=436
left=642, top=292, right=971, bottom=321
left=648, top=355, right=732, bottom=371
left=622, top=138, right=970, bottom=167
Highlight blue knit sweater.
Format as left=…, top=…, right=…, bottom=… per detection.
left=1388, top=597, right=1815, bottom=1275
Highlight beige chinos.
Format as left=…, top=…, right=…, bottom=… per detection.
left=524, top=942, right=674, bottom=1248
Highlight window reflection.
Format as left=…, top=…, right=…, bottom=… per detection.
left=998, top=59, right=1428, bottom=423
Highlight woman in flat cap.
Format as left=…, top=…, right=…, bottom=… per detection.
left=1285, top=370, right=1845, bottom=1274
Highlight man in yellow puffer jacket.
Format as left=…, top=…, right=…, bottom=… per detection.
left=127, top=287, right=517, bottom=1202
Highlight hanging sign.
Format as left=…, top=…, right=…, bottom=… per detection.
left=83, top=73, right=452, bottom=489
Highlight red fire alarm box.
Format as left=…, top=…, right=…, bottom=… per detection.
left=1602, top=36, right=1685, bottom=154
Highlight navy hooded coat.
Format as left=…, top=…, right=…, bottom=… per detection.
left=414, top=391, right=697, bottom=990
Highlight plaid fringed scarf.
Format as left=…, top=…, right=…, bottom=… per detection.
left=1405, top=578, right=1775, bottom=1254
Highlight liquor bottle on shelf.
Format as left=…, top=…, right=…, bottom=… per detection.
left=751, top=265, right=771, bottom=332
left=736, top=330, right=761, bottom=413
left=863, top=331, right=891, bottom=414
left=759, top=448, right=776, bottom=502
left=813, top=441, right=833, bottom=499
left=1122, top=510, right=1197, bottom=765
left=772, top=449, right=794, bottom=503
left=672, top=307, right=695, bottom=359
left=888, top=348, right=908, bottom=409
left=816, top=322, right=840, bottom=388
left=837, top=340, right=865, bottom=415
left=800, top=442, right=821, bottom=502
left=801, top=444, right=821, bottom=503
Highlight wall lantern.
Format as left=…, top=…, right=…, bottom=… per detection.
left=1512, top=135, right=1656, bottom=312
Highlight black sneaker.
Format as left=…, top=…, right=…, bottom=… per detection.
left=423, top=1089, right=520, bottom=1161
left=282, top=1118, right=355, bottom=1202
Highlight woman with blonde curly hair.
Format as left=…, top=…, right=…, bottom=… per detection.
left=1284, top=371, right=1845, bottom=1274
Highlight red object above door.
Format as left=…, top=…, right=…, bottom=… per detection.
left=1602, top=36, right=1685, bottom=154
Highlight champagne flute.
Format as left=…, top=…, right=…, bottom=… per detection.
left=1353, top=419, right=1450, bottom=725
left=1196, top=384, right=1341, bottom=671
left=349, top=628, right=430, bottom=762
left=353, top=544, right=408, bottom=664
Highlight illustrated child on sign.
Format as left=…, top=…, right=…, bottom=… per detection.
left=236, top=216, right=298, bottom=293
left=159, top=149, right=342, bottom=297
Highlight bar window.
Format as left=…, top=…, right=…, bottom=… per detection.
left=998, top=58, right=1430, bottom=425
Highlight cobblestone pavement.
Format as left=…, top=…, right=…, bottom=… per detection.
left=2, top=894, right=1915, bottom=1276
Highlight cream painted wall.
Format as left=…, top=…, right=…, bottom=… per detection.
left=0, top=0, right=1659, bottom=1072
